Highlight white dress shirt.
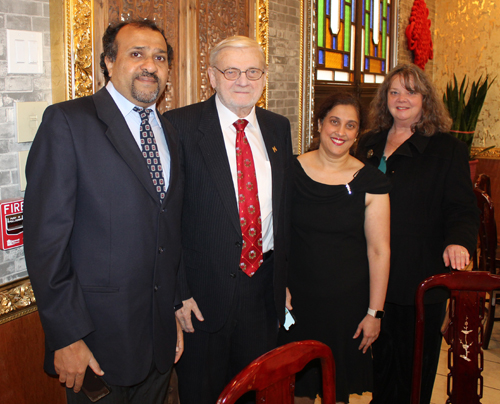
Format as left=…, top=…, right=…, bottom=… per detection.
left=215, top=95, right=274, bottom=252
left=106, top=81, right=171, bottom=192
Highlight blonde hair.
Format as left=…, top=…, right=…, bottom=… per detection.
left=209, top=36, right=266, bottom=68
left=369, top=64, right=452, bottom=136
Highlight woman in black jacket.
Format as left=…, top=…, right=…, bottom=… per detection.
left=356, top=64, right=479, bottom=404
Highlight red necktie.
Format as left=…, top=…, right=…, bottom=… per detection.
left=233, top=119, right=263, bottom=277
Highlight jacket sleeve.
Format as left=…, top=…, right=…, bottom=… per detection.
left=442, top=138, right=480, bottom=255
left=23, top=105, right=95, bottom=352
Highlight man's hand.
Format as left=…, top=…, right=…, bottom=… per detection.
left=175, top=297, right=204, bottom=333
left=54, top=339, right=103, bottom=392
left=174, top=317, right=184, bottom=363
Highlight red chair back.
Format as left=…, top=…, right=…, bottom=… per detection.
left=411, top=271, right=500, bottom=404
left=216, top=340, right=336, bottom=404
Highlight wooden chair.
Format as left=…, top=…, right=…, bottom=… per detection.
left=475, top=173, right=492, bottom=197
left=473, top=181, right=499, bottom=349
left=411, top=271, right=500, bottom=404
left=216, top=340, right=336, bottom=404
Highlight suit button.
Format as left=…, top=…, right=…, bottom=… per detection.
left=235, top=241, right=242, bottom=247
left=158, top=247, right=164, bottom=253
left=154, top=285, right=158, bottom=291
left=160, top=209, right=165, bottom=214
left=230, top=273, right=236, bottom=278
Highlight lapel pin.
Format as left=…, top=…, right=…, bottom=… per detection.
left=272, top=146, right=277, bottom=153
left=367, top=149, right=374, bottom=158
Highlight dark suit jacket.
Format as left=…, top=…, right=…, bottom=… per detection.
left=356, top=130, right=479, bottom=304
left=23, top=87, right=183, bottom=386
left=164, top=95, right=292, bottom=332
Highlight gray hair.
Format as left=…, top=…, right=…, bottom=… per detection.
left=209, top=36, right=266, bottom=67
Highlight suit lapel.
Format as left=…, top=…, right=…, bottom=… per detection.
left=93, top=88, right=160, bottom=204
left=257, top=108, right=284, bottom=237
left=197, top=97, right=241, bottom=234
left=158, top=113, right=179, bottom=208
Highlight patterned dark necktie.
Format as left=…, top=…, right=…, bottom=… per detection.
left=133, top=107, right=166, bottom=201
left=233, top=119, right=263, bottom=277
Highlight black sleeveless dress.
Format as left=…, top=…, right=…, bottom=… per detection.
left=278, top=157, right=391, bottom=402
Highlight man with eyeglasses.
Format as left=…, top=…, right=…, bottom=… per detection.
left=164, top=36, right=293, bottom=404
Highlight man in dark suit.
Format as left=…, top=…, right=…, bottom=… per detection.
left=164, top=36, right=293, bottom=404
left=23, top=20, right=183, bottom=404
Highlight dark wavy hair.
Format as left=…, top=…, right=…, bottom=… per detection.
left=100, top=19, right=173, bottom=84
left=309, top=92, right=363, bottom=151
left=368, top=63, right=452, bottom=136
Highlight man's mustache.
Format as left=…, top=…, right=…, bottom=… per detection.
left=135, top=71, right=159, bottom=82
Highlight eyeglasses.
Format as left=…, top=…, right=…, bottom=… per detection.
left=212, top=66, right=265, bottom=81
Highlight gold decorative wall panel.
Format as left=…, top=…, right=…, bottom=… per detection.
left=433, top=0, right=499, bottom=152
left=66, top=0, right=94, bottom=99
left=0, top=280, right=37, bottom=325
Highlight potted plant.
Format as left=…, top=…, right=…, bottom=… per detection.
left=443, top=74, right=495, bottom=181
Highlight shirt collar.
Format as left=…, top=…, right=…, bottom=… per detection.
left=106, top=81, right=160, bottom=124
left=215, top=94, right=258, bottom=131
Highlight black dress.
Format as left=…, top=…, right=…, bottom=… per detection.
left=278, top=157, right=391, bottom=402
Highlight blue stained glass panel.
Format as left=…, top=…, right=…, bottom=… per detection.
left=374, top=46, right=378, bottom=57
left=382, top=60, right=385, bottom=72
left=341, top=0, right=345, bottom=19
left=387, top=6, right=391, bottom=32
left=319, top=50, right=325, bottom=65
left=370, top=0, right=373, bottom=29
left=365, top=58, right=369, bottom=70
left=333, top=36, right=337, bottom=49
left=344, top=54, right=349, bottom=67
left=327, top=0, right=330, bottom=15
left=352, top=0, right=356, bottom=22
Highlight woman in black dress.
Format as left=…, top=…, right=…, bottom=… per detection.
left=355, top=64, right=479, bottom=404
left=279, top=93, right=391, bottom=404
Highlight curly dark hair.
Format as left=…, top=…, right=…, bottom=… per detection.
left=309, top=92, right=363, bottom=151
left=99, top=19, right=173, bottom=84
left=368, top=63, right=452, bottom=136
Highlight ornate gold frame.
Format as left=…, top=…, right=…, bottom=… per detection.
left=0, top=279, right=37, bottom=325
left=256, top=0, right=269, bottom=109
left=299, top=0, right=316, bottom=154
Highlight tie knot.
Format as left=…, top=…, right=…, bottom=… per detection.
left=233, top=119, right=248, bottom=133
left=133, top=107, right=152, bottom=118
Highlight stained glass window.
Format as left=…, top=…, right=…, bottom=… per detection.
left=316, top=0, right=393, bottom=84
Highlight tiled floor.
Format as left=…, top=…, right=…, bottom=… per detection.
left=340, top=321, right=500, bottom=404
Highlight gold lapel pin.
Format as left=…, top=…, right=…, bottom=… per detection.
left=367, top=149, right=374, bottom=158
left=272, top=146, right=277, bottom=153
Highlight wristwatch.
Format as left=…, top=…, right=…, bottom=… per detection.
left=367, top=308, right=385, bottom=319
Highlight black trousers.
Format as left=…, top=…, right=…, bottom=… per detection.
left=371, top=301, right=447, bottom=404
left=66, top=363, right=172, bottom=404
left=176, top=255, right=279, bottom=404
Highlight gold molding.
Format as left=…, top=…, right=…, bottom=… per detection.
left=0, top=279, right=37, bottom=325
left=299, top=0, right=316, bottom=154
left=256, top=0, right=269, bottom=109
left=51, top=0, right=94, bottom=102
left=67, top=0, right=94, bottom=99
left=472, top=147, right=500, bottom=160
